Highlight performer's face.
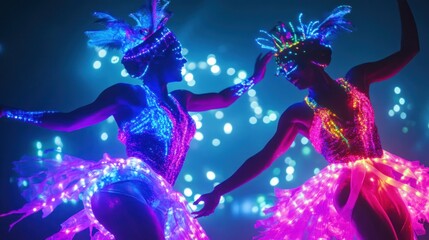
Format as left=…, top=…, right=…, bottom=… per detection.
left=161, top=48, right=187, bottom=83
left=285, top=61, right=316, bottom=90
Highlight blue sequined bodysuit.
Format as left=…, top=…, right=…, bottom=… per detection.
left=1, top=84, right=208, bottom=240
left=118, top=85, right=196, bottom=185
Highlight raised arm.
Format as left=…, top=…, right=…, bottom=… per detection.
left=192, top=103, right=311, bottom=218
left=347, top=0, right=419, bottom=89
left=0, top=83, right=128, bottom=132
left=173, top=52, right=273, bottom=112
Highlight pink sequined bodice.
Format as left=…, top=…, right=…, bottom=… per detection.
left=307, top=78, right=383, bottom=163
left=118, top=85, right=196, bottom=185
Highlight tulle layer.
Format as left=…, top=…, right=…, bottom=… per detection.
left=0, top=154, right=208, bottom=240
left=255, top=151, right=429, bottom=240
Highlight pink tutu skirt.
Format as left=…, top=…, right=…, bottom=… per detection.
left=1, top=154, right=208, bottom=240
left=255, top=151, right=429, bottom=239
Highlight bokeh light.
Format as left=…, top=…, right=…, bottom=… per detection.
left=2, top=2, right=428, bottom=239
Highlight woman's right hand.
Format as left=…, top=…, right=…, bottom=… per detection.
left=192, top=191, right=222, bottom=218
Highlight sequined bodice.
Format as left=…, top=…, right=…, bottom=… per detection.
left=118, top=85, right=196, bottom=185
left=307, top=78, right=383, bottom=163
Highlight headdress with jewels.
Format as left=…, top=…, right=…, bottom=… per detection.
left=256, top=5, right=353, bottom=78
left=85, top=0, right=183, bottom=78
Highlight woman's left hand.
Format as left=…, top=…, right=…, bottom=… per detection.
left=192, top=191, right=221, bottom=218
left=251, top=52, right=274, bottom=83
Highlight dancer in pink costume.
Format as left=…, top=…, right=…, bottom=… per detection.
left=0, top=0, right=271, bottom=239
left=194, top=1, right=427, bottom=239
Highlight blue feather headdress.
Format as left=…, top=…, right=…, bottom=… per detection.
left=85, top=0, right=171, bottom=53
left=85, top=0, right=183, bottom=79
left=256, top=5, right=353, bottom=76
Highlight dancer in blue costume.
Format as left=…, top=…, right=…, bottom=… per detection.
left=0, top=1, right=272, bottom=239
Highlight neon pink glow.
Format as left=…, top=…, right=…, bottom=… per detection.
left=256, top=78, right=429, bottom=239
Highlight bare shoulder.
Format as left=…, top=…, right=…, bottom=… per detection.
left=170, top=89, right=193, bottom=108
left=171, top=89, right=191, bottom=101
left=103, top=83, right=138, bottom=96
left=102, top=83, right=148, bottom=104
left=103, top=84, right=150, bottom=123
left=345, top=65, right=370, bottom=95
left=279, top=101, right=314, bottom=131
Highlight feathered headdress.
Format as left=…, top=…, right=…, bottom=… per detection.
left=85, top=0, right=171, bottom=53
left=85, top=0, right=183, bottom=79
left=256, top=5, right=353, bottom=76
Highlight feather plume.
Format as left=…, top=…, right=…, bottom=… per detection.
left=85, top=0, right=171, bottom=52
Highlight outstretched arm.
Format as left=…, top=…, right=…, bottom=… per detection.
left=0, top=83, right=127, bottom=132
left=347, top=0, right=419, bottom=89
left=193, top=103, right=310, bottom=218
left=174, top=52, right=273, bottom=112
